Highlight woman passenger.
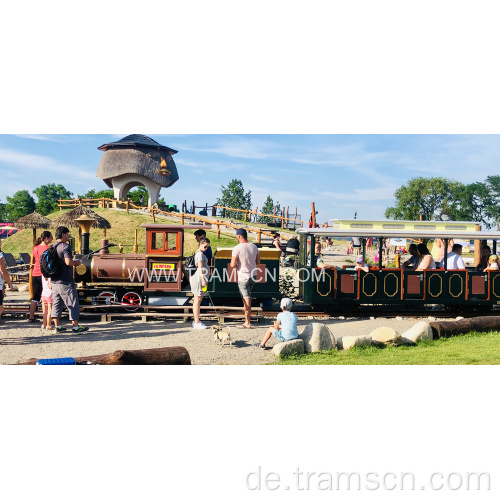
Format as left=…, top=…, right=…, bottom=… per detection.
left=475, top=246, right=491, bottom=272
left=190, top=237, right=211, bottom=330
left=416, top=243, right=436, bottom=270
left=28, top=230, right=53, bottom=323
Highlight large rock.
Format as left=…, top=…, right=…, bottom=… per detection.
left=337, top=335, right=372, bottom=350
left=272, top=339, right=305, bottom=357
left=299, top=322, right=336, bottom=352
left=370, top=327, right=403, bottom=346
left=402, top=321, right=433, bottom=343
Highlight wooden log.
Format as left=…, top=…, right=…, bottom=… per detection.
left=429, top=316, right=500, bottom=339
left=17, top=346, right=191, bottom=365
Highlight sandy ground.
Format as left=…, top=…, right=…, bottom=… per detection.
left=1, top=243, right=466, bottom=365
left=0, top=304, right=424, bottom=365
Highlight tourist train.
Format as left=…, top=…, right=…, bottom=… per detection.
left=72, top=219, right=500, bottom=314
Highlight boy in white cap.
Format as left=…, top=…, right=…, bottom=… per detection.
left=254, top=297, right=299, bottom=349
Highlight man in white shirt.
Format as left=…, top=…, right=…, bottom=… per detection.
left=439, top=243, right=466, bottom=270
left=230, top=228, right=260, bottom=328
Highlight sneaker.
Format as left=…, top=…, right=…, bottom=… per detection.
left=253, top=343, right=265, bottom=349
left=193, top=322, right=208, bottom=329
left=55, top=325, right=67, bottom=332
left=71, top=325, right=89, bottom=335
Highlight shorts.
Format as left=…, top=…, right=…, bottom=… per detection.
left=42, top=296, right=53, bottom=305
left=238, top=278, right=256, bottom=299
left=32, top=275, right=42, bottom=302
left=353, top=247, right=361, bottom=256
left=273, top=329, right=286, bottom=342
left=190, top=274, right=208, bottom=298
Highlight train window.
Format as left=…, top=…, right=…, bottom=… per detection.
left=414, top=224, right=436, bottom=230
left=350, top=223, right=373, bottom=228
left=167, top=232, right=177, bottom=250
left=383, top=224, right=405, bottom=229
left=445, top=225, right=467, bottom=230
left=151, top=232, right=165, bottom=251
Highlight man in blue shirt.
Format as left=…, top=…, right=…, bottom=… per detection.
left=194, top=229, right=212, bottom=263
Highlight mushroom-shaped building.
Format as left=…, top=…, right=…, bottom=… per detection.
left=96, top=134, right=179, bottom=207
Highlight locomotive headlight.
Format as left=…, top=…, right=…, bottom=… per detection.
left=76, top=264, right=88, bottom=276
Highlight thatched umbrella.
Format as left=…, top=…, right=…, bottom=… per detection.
left=52, top=206, right=111, bottom=253
left=15, top=211, right=52, bottom=246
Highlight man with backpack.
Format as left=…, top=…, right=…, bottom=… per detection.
left=50, top=226, right=89, bottom=334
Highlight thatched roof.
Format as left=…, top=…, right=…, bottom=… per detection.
left=96, top=135, right=179, bottom=189
left=15, top=211, right=52, bottom=229
left=98, top=134, right=178, bottom=154
left=52, top=206, right=111, bottom=230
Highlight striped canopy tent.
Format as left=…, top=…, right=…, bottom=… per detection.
left=15, top=211, right=52, bottom=246
left=52, top=205, right=111, bottom=254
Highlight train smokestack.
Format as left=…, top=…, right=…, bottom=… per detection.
left=75, top=214, right=96, bottom=256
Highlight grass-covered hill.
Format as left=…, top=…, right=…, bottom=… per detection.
left=1, top=208, right=240, bottom=258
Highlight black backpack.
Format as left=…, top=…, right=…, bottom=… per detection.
left=40, top=242, right=64, bottom=279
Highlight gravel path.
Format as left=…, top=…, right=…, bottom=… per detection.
left=0, top=310, right=423, bottom=365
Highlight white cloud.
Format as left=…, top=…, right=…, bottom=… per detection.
left=178, top=137, right=282, bottom=160
left=0, top=148, right=96, bottom=181
left=14, top=134, right=66, bottom=142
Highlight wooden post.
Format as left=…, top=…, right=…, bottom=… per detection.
left=311, top=202, right=316, bottom=228
left=216, top=222, right=221, bottom=239
left=257, top=228, right=262, bottom=244
left=181, top=212, right=184, bottom=225
left=244, top=210, right=248, bottom=222
left=126, top=200, right=129, bottom=214
left=152, top=208, right=156, bottom=223
left=59, top=198, right=62, bottom=211
left=281, top=212, right=285, bottom=229
left=474, top=224, right=482, bottom=267
left=133, top=229, right=138, bottom=253
left=192, top=200, right=195, bottom=214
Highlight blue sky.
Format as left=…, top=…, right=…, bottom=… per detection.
left=1, top=134, right=500, bottom=223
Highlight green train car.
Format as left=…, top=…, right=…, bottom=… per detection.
left=297, top=223, right=500, bottom=314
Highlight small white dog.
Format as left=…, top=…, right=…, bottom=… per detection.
left=212, top=325, right=232, bottom=348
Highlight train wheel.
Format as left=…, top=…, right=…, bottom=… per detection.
left=121, top=291, right=142, bottom=312
left=95, top=291, right=117, bottom=312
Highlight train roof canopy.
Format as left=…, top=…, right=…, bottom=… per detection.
left=297, top=227, right=500, bottom=240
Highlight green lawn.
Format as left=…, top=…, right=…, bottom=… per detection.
left=2, top=208, right=240, bottom=257
left=277, top=330, right=500, bottom=365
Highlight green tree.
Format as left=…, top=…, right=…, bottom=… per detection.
left=79, top=188, right=114, bottom=199
left=33, top=183, right=73, bottom=215
left=449, top=182, right=492, bottom=227
left=485, top=175, right=500, bottom=226
left=385, top=177, right=463, bottom=221
left=126, top=186, right=165, bottom=206
left=260, top=195, right=274, bottom=223
left=4, top=190, right=36, bottom=221
left=216, top=179, right=252, bottom=220
left=0, top=199, right=5, bottom=222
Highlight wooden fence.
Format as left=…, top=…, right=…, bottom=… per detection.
left=57, top=198, right=294, bottom=243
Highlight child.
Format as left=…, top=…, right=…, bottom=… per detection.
left=485, top=254, right=499, bottom=272
left=354, top=256, right=369, bottom=272
left=254, top=297, right=298, bottom=349
left=41, top=275, right=53, bottom=331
